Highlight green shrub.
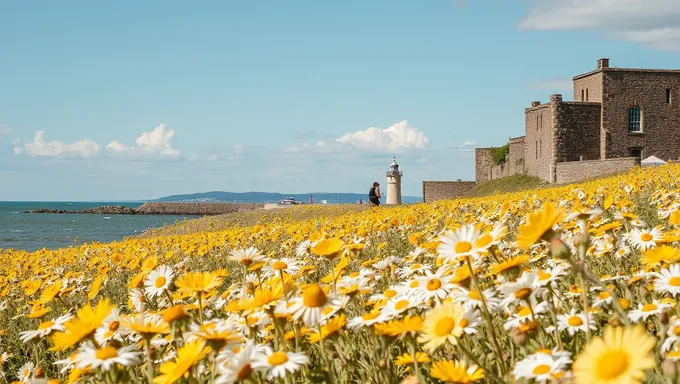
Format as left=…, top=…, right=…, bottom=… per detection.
left=490, top=144, right=509, bottom=165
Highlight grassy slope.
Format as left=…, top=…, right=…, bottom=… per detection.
left=464, top=174, right=545, bottom=198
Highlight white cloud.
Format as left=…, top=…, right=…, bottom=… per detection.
left=460, top=140, right=477, bottom=152
left=207, top=154, right=218, bottom=161
left=0, top=125, right=10, bottom=135
left=12, top=138, right=20, bottom=145
left=107, top=124, right=180, bottom=156
left=16, top=131, right=100, bottom=158
left=527, top=78, right=573, bottom=91
left=335, top=120, right=429, bottom=152
left=520, top=0, right=680, bottom=50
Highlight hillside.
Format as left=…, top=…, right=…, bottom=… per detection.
left=464, top=174, right=545, bottom=197
left=153, top=191, right=420, bottom=204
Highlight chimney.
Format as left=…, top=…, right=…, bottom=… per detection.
left=597, top=58, right=610, bottom=69
left=531, top=101, right=540, bottom=107
left=550, top=94, right=563, bottom=103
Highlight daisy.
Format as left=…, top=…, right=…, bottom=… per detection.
left=19, top=312, right=72, bottom=343
left=430, top=360, right=485, bottom=383
left=348, top=312, right=385, bottom=329
left=251, top=347, right=309, bottom=380
left=459, top=307, right=482, bottom=335
left=262, top=258, right=300, bottom=278
left=512, top=352, right=571, bottom=383
left=144, top=266, right=174, bottom=298
left=413, top=268, right=455, bottom=304
left=129, top=288, right=146, bottom=312
left=453, top=287, right=501, bottom=312
left=229, top=247, right=265, bottom=267
left=629, top=227, right=663, bottom=250
left=504, top=302, right=549, bottom=330
left=498, top=270, right=543, bottom=306
left=535, top=264, right=569, bottom=287
left=337, top=275, right=373, bottom=297
left=154, top=341, right=209, bottom=384
left=215, top=340, right=265, bottom=384
left=372, top=256, right=400, bottom=271
left=655, top=264, right=680, bottom=296
left=662, top=317, right=680, bottom=353
left=573, top=325, right=655, bottom=384
left=628, top=300, right=672, bottom=323
left=287, top=284, right=341, bottom=326
left=396, top=263, right=432, bottom=279
left=557, top=309, right=597, bottom=336
left=16, top=362, right=33, bottom=383
left=417, top=301, right=466, bottom=352
left=437, top=225, right=489, bottom=263
left=74, top=345, right=141, bottom=371
left=380, top=296, right=420, bottom=320
left=295, top=240, right=313, bottom=258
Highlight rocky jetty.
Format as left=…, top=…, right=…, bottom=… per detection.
left=24, top=205, right=137, bottom=214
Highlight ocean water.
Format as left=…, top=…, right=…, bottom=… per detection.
left=0, top=202, right=199, bottom=252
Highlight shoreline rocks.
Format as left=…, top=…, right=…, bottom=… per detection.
left=23, top=203, right=266, bottom=216
left=24, top=205, right=138, bottom=215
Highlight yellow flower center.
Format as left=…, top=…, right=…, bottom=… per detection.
left=384, top=289, right=397, bottom=299
left=109, top=321, right=120, bottom=331
left=272, top=261, right=288, bottom=271
left=514, top=288, right=532, bottom=299
left=597, top=292, right=610, bottom=300
left=670, top=277, right=680, bottom=287
left=642, top=303, right=658, bottom=312
left=395, top=300, right=410, bottom=311
left=302, top=285, right=328, bottom=308
left=427, top=279, right=442, bottom=291
left=532, top=364, right=551, bottom=375
left=362, top=312, right=379, bottom=321
left=434, top=317, right=455, bottom=337
left=95, top=346, right=118, bottom=360
left=237, top=364, right=253, bottom=380
left=155, top=276, right=167, bottom=288
left=455, top=241, right=472, bottom=254
left=567, top=316, right=583, bottom=326
left=267, top=352, right=289, bottom=366
left=411, top=264, right=422, bottom=270
left=619, top=298, right=630, bottom=309
left=641, top=233, right=653, bottom=242
left=595, top=349, right=629, bottom=380
left=23, top=369, right=30, bottom=378
left=104, top=330, right=114, bottom=339
left=459, top=318, right=469, bottom=328
left=468, top=290, right=481, bottom=300
left=538, top=270, right=552, bottom=281
left=410, top=281, right=419, bottom=288
left=38, top=321, right=55, bottom=330
left=673, top=325, right=680, bottom=336
left=518, top=307, right=532, bottom=317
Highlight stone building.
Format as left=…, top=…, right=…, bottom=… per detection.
left=474, top=58, right=679, bottom=184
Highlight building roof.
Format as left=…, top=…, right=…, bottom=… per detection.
left=573, top=67, right=680, bottom=81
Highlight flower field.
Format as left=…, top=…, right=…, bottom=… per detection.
left=3, top=165, right=680, bottom=383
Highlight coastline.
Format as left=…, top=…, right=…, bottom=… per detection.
left=24, top=202, right=268, bottom=216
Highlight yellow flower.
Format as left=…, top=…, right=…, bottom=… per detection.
left=417, top=301, right=466, bottom=352
left=488, top=254, right=530, bottom=276
left=175, top=272, right=223, bottom=294
left=87, top=276, right=104, bottom=301
left=162, top=305, right=190, bottom=324
left=311, top=238, right=344, bottom=259
left=308, top=314, right=346, bottom=344
left=122, top=314, right=170, bottom=338
left=430, top=360, right=485, bottom=383
left=24, top=279, right=43, bottom=296
left=153, top=340, right=210, bottom=384
left=51, top=299, right=114, bottom=351
left=641, top=245, right=680, bottom=267
left=394, top=352, right=431, bottom=366
left=377, top=316, right=423, bottom=338
left=572, top=325, right=655, bottom=384
left=38, top=280, right=62, bottom=304
left=517, top=203, right=564, bottom=249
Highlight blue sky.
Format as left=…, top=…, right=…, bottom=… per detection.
left=2, top=0, right=680, bottom=201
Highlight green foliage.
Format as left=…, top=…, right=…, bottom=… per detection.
left=490, top=144, right=510, bottom=165
left=465, top=174, right=544, bottom=198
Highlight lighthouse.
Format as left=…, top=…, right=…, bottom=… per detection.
left=386, top=156, right=403, bottom=205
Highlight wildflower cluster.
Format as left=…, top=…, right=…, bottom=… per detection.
left=2, top=164, right=680, bottom=383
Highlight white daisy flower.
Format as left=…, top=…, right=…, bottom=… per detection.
left=628, top=227, right=663, bottom=250
left=129, top=288, right=146, bottom=313
left=380, top=295, right=419, bottom=320
left=74, top=345, right=141, bottom=371
left=215, top=340, right=265, bottom=384
left=19, top=312, right=72, bottom=343
left=347, top=312, right=385, bottom=329
left=144, top=265, right=174, bottom=298
left=556, top=309, right=596, bottom=336
left=498, top=270, right=544, bottom=306
left=288, top=284, right=341, bottom=326
left=628, top=299, right=672, bottom=323
left=655, top=264, right=680, bottom=296
left=229, top=247, right=265, bottom=266
left=504, top=302, right=549, bottom=330
left=16, top=362, right=33, bottom=383
left=295, top=240, right=313, bottom=258
left=262, top=258, right=301, bottom=278
left=252, top=347, right=309, bottom=380
left=512, top=352, right=571, bottom=383
left=453, top=286, right=501, bottom=312
left=437, top=225, right=487, bottom=263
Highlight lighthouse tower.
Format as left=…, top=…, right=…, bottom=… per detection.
left=386, top=156, right=403, bottom=205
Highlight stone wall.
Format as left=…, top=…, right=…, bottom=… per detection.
left=508, top=136, right=526, bottom=175
left=555, top=157, right=639, bottom=184
left=524, top=100, right=555, bottom=182
left=601, top=69, right=680, bottom=160
left=136, top=202, right=265, bottom=215
left=573, top=71, right=603, bottom=102
left=554, top=102, right=601, bottom=163
left=474, top=148, right=494, bottom=184
left=422, top=181, right=477, bottom=203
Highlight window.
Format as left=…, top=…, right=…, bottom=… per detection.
left=630, top=148, right=642, bottom=159
left=539, top=140, right=542, bottom=156
left=540, top=115, right=543, bottom=130
left=536, top=115, right=539, bottom=130
left=581, top=90, right=585, bottom=101
left=667, top=88, right=672, bottom=104
left=628, top=107, right=642, bottom=133
left=535, top=141, right=538, bottom=159
left=586, top=89, right=589, bottom=101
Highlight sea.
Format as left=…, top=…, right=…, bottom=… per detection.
left=0, top=202, right=199, bottom=252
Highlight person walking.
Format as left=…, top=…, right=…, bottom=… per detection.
left=369, top=182, right=381, bottom=207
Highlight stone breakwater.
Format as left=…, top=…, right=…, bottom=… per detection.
left=25, top=203, right=266, bottom=215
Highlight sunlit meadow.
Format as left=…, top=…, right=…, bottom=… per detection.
left=3, top=164, right=680, bottom=383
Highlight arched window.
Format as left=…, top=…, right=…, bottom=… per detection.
left=628, top=107, right=642, bottom=132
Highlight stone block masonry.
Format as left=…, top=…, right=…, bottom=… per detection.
left=555, top=158, right=639, bottom=184
left=422, top=181, right=476, bottom=203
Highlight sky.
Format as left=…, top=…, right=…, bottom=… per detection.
left=2, top=0, right=680, bottom=201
